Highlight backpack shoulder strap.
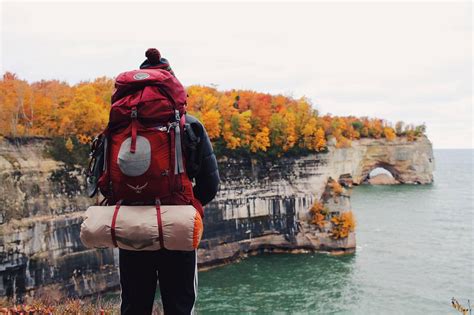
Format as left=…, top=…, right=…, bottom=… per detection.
left=173, top=110, right=185, bottom=175
left=183, top=115, right=202, bottom=179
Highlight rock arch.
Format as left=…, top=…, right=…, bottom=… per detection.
left=361, top=161, right=401, bottom=184
left=347, top=137, right=434, bottom=185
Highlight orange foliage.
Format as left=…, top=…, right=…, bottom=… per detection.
left=201, top=109, right=221, bottom=140
left=383, top=127, right=396, bottom=141
left=250, top=127, right=270, bottom=152
left=282, top=111, right=297, bottom=151
left=309, top=201, right=328, bottom=228
left=0, top=73, right=424, bottom=153
left=237, top=110, right=252, bottom=147
left=0, top=73, right=111, bottom=143
left=315, top=128, right=327, bottom=151
left=330, top=211, right=356, bottom=239
left=330, top=181, right=344, bottom=196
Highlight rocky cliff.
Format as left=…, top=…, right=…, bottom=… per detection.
left=0, top=136, right=434, bottom=300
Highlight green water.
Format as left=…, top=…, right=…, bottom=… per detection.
left=196, top=150, right=474, bottom=314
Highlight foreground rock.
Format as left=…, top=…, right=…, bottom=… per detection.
left=0, top=136, right=434, bottom=300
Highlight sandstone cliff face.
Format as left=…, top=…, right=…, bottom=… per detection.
left=0, top=139, right=90, bottom=223
left=326, top=137, right=434, bottom=185
left=0, top=136, right=434, bottom=300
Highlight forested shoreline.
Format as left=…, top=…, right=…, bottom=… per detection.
left=0, top=72, right=426, bottom=157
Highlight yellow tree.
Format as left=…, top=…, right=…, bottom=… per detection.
left=368, top=118, right=383, bottom=138
left=0, top=73, right=39, bottom=137
left=223, top=122, right=241, bottom=149
left=301, top=117, right=318, bottom=150
left=186, top=85, right=219, bottom=113
left=315, top=128, right=327, bottom=151
left=217, top=91, right=241, bottom=148
left=383, top=127, right=396, bottom=141
left=292, top=97, right=315, bottom=142
left=0, top=73, right=19, bottom=135
left=283, top=111, right=297, bottom=151
left=250, top=127, right=270, bottom=152
left=268, top=112, right=286, bottom=148
left=58, top=84, right=108, bottom=138
left=201, top=109, right=221, bottom=140
left=237, top=110, right=252, bottom=147
left=31, top=80, right=73, bottom=136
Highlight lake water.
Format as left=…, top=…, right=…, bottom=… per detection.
left=195, top=149, right=474, bottom=314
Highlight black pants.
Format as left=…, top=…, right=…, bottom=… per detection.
left=119, top=248, right=198, bottom=315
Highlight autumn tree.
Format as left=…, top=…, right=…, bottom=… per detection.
left=330, top=211, right=356, bottom=239
left=250, top=127, right=270, bottom=152
left=58, top=84, right=108, bottom=139
left=282, top=110, right=297, bottom=151
left=315, top=128, right=327, bottom=151
left=0, top=73, right=425, bottom=155
left=0, top=73, right=34, bottom=137
left=383, top=127, right=396, bottom=141
left=201, top=109, right=221, bottom=140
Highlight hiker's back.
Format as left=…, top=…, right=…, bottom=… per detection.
left=84, top=48, right=219, bottom=315
left=97, top=57, right=198, bottom=209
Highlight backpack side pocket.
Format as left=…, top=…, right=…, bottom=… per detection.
left=86, top=133, right=106, bottom=197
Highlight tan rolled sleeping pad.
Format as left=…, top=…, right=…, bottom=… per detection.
left=80, top=204, right=203, bottom=251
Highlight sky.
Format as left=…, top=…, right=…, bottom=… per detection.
left=1, top=1, right=472, bottom=148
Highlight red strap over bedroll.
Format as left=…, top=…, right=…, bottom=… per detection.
left=111, top=201, right=121, bottom=247
left=155, top=199, right=165, bottom=249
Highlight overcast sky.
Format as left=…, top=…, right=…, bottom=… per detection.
left=1, top=1, right=472, bottom=148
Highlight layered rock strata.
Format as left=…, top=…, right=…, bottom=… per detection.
left=0, top=136, right=434, bottom=299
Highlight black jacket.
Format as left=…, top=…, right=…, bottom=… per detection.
left=184, top=114, right=220, bottom=206
left=138, top=55, right=218, bottom=206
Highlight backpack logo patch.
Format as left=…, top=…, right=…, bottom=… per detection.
left=126, top=182, right=148, bottom=194
left=133, top=72, right=150, bottom=80
left=117, top=136, right=151, bottom=176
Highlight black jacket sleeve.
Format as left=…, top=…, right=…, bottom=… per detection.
left=184, top=114, right=220, bottom=206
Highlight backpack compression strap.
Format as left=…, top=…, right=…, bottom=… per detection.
left=174, top=110, right=185, bottom=174
left=111, top=200, right=122, bottom=247
left=155, top=199, right=165, bottom=249
left=130, top=106, right=138, bottom=153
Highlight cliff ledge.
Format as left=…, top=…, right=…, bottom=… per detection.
left=0, top=136, right=434, bottom=299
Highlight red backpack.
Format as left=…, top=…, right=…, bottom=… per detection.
left=95, top=68, right=202, bottom=215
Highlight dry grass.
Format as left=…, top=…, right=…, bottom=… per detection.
left=0, top=295, right=163, bottom=315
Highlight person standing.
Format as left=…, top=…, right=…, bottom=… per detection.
left=118, top=49, right=220, bottom=315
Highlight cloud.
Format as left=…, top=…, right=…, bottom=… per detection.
left=1, top=1, right=472, bottom=148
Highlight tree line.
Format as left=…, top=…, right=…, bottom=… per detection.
left=0, top=73, right=426, bottom=155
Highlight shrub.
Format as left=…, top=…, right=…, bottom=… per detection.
left=309, top=201, right=328, bottom=228
left=330, top=211, right=356, bottom=239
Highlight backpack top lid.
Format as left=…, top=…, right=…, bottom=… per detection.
left=108, top=68, right=187, bottom=129
left=111, top=48, right=184, bottom=105
left=112, top=68, right=186, bottom=103
left=108, top=49, right=187, bottom=130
